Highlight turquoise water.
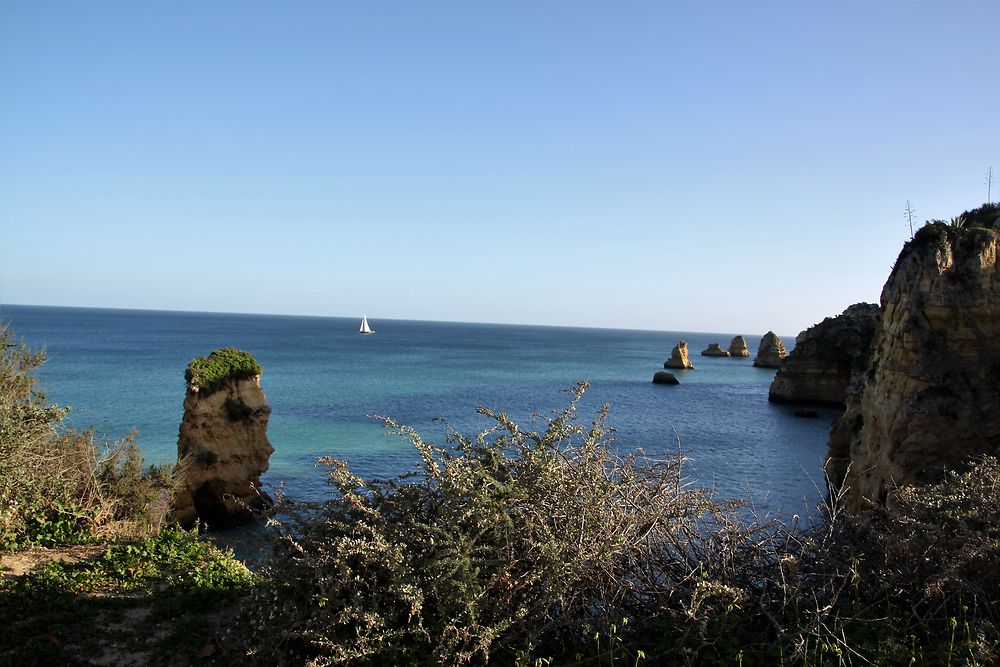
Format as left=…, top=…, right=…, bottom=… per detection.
left=1, top=305, right=838, bottom=517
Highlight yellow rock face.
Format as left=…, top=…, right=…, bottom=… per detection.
left=827, top=224, right=1000, bottom=512
left=171, top=375, right=274, bottom=529
left=768, top=303, right=879, bottom=407
left=728, top=336, right=751, bottom=358
left=752, top=332, right=786, bottom=368
left=664, top=341, right=694, bottom=369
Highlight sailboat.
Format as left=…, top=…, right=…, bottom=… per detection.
left=359, top=315, right=374, bottom=335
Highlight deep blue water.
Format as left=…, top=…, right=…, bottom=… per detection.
left=0, top=305, right=838, bottom=517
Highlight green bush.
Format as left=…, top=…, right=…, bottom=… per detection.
left=236, top=386, right=1000, bottom=666
left=240, top=383, right=732, bottom=665
left=184, top=347, right=262, bottom=395
left=0, top=325, right=172, bottom=550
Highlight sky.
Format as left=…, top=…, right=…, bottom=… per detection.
left=1, top=0, right=997, bottom=336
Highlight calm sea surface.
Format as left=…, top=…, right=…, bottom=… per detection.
left=1, top=305, right=838, bottom=517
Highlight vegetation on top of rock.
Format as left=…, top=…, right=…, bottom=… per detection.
left=921, top=203, right=999, bottom=233
left=184, top=347, right=262, bottom=395
left=955, top=202, right=1000, bottom=228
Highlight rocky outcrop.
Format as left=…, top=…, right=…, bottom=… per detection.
left=827, top=220, right=1000, bottom=512
left=752, top=332, right=786, bottom=368
left=701, top=343, right=730, bottom=357
left=652, top=371, right=679, bottom=385
left=171, top=348, right=274, bottom=529
left=768, top=303, right=880, bottom=407
left=728, top=336, right=750, bottom=358
left=664, top=341, right=694, bottom=369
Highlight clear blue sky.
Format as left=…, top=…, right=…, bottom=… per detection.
left=1, top=0, right=997, bottom=336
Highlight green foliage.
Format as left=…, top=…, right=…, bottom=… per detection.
left=955, top=202, right=1000, bottom=229
left=185, top=347, right=262, bottom=395
left=22, top=501, right=95, bottom=548
left=236, top=386, right=1000, bottom=666
left=0, top=325, right=172, bottom=551
left=0, top=528, right=256, bottom=665
left=240, top=383, right=730, bottom=665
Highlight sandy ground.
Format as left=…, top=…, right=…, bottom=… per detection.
left=0, top=543, right=106, bottom=578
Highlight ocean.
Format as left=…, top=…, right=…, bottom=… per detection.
left=0, top=305, right=838, bottom=518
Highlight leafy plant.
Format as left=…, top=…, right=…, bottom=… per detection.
left=185, top=348, right=262, bottom=395
left=0, top=325, right=172, bottom=550
left=240, top=383, right=737, bottom=665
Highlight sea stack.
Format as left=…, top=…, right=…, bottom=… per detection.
left=728, top=336, right=750, bottom=358
left=171, top=348, right=275, bottom=529
left=768, top=303, right=880, bottom=407
left=664, top=341, right=694, bottom=369
left=701, top=343, right=730, bottom=357
left=752, top=332, right=786, bottom=368
left=828, top=212, right=1000, bottom=512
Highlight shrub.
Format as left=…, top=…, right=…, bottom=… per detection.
left=240, top=383, right=793, bottom=665
left=237, top=385, right=1000, bottom=666
left=184, top=348, right=262, bottom=395
left=0, top=325, right=172, bottom=550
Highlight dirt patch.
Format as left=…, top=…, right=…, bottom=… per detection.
left=0, top=544, right=106, bottom=578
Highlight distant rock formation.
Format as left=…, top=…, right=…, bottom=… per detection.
left=768, top=303, right=880, bottom=407
left=171, top=348, right=274, bottom=529
left=752, top=332, right=786, bottom=368
left=652, top=371, right=680, bottom=385
left=827, top=217, right=1000, bottom=512
left=728, top=336, right=750, bottom=358
left=664, top=341, right=694, bottom=369
left=701, top=343, right=730, bottom=357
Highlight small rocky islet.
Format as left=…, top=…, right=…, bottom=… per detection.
left=647, top=203, right=1000, bottom=514
left=171, top=348, right=275, bottom=530
left=663, top=340, right=694, bottom=369
left=650, top=334, right=787, bottom=383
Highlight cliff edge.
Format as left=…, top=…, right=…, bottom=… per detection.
left=769, top=303, right=879, bottom=407
left=828, top=214, right=1000, bottom=511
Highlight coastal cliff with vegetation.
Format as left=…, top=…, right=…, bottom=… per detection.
left=4, top=206, right=1000, bottom=665
left=828, top=205, right=1000, bottom=511
left=0, top=327, right=254, bottom=664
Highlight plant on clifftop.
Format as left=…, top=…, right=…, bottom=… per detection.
left=185, top=347, right=262, bottom=395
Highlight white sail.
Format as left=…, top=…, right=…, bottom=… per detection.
left=360, top=315, right=374, bottom=335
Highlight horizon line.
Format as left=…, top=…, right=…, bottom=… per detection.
left=0, top=301, right=796, bottom=341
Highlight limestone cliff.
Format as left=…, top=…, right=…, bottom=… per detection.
left=171, top=348, right=274, bottom=529
left=664, top=341, right=694, bottom=369
left=827, top=217, right=1000, bottom=511
left=752, top=332, right=786, bottom=368
left=769, top=303, right=879, bottom=407
left=701, top=343, right=730, bottom=357
left=728, top=336, right=750, bottom=358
